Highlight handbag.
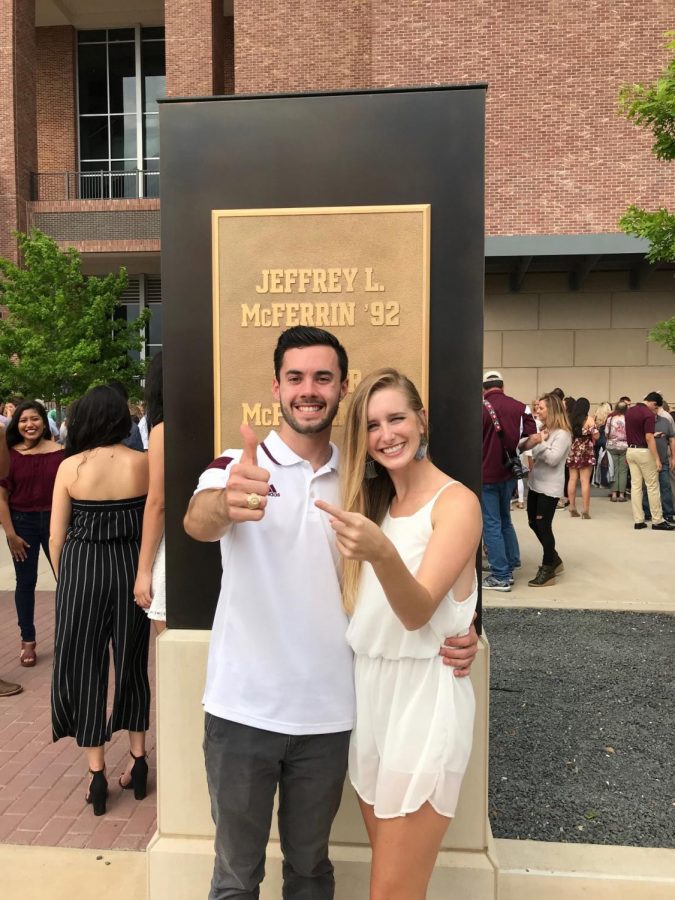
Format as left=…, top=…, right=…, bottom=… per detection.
left=483, top=399, right=528, bottom=480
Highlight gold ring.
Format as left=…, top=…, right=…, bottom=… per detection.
left=246, top=493, right=261, bottom=510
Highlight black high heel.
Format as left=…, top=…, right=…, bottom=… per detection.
left=85, top=769, right=108, bottom=816
left=119, top=751, right=148, bottom=800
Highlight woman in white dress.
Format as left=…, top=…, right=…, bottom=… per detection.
left=316, top=368, right=482, bottom=900
left=133, top=352, right=166, bottom=633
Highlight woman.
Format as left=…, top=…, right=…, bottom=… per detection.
left=134, top=352, right=166, bottom=632
left=566, top=397, right=599, bottom=519
left=519, top=393, right=572, bottom=587
left=50, top=386, right=150, bottom=816
left=0, top=401, right=64, bottom=666
left=316, top=369, right=481, bottom=900
left=605, top=400, right=629, bottom=501
left=1, top=398, right=21, bottom=423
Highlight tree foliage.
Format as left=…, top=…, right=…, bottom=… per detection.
left=0, top=230, right=149, bottom=406
left=619, top=32, right=675, bottom=353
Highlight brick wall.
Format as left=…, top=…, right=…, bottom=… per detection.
left=483, top=271, right=675, bottom=407
left=234, top=0, right=675, bottom=237
left=0, top=0, right=36, bottom=261
left=28, top=198, right=161, bottom=242
left=36, top=26, right=77, bottom=174
left=223, top=15, right=234, bottom=94
left=165, top=0, right=227, bottom=96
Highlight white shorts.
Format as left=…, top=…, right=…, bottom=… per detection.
left=349, top=654, right=475, bottom=819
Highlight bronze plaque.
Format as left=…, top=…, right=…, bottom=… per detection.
left=212, top=205, right=430, bottom=454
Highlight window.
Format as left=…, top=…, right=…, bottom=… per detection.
left=78, top=28, right=165, bottom=199
left=117, top=275, right=163, bottom=359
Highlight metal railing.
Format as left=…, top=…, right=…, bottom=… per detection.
left=30, top=169, right=160, bottom=201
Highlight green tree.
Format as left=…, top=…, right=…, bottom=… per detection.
left=619, top=32, right=675, bottom=353
left=0, top=230, right=149, bottom=409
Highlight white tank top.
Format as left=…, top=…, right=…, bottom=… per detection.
left=346, top=482, right=478, bottom=660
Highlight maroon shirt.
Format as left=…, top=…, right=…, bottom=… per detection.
left=482, top=389, right=536, bottom=484
left=624, top=403, right=656, bottom=448
left=0, top=447, right=64, bottom=511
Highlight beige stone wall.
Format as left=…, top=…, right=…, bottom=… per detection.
left=483, top=271, right=675, bottom=408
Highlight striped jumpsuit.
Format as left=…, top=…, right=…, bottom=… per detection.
left=51, top=497, right=151, bottom=747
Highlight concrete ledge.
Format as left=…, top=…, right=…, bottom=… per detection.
left=496, top=838, right=675, bottom=899
left=147, top=832, right=498, bottom=899
left=0, top=845, right=146, bottom=900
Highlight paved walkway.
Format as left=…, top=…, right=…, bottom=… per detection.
left=0, top=485, right=672, bottom=867
left=483, top=490, right=675, bottom=612
left=0, top=534, right=157, bottom=851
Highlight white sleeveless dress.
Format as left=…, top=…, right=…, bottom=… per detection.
left=346, top=482, right=477, bottom=819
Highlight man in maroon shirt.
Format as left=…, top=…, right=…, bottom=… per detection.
left=482, top=371, right=537, bottom=589
left=0, top=425, right=22, bottom=696
left=625, top=392, right=675, bottom=531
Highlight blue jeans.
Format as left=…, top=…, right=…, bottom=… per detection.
left=481, top=479, right=520, bottom=581
left=203, top=714, right=350, bottom=899
left=643, top=467, right=674, bottom=519
left=10, top=509, right=52, bottom=642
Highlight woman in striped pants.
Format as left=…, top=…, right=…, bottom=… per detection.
left=50, top=386, right=150, bottom=816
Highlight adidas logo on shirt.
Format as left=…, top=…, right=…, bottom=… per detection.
left=268, top=484, right=280, bottom=497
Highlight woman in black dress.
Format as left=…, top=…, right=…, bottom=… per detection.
left=50, top=386, right=150, bottom=816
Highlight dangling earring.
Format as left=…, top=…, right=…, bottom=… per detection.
left=414, top=436, right=428, bottom=461
left=364, top=456, right=378, bottom=479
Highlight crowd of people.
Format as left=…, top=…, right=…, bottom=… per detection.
left=0, top=355, right=166, bottom=817
left=1, top=333, right=669, bottom=897
left=481, top=371, right=675, bottom=592
left=0, top=329, right=482, bottom=900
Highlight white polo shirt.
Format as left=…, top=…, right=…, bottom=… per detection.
left=195, top=430, right=355, bottom=735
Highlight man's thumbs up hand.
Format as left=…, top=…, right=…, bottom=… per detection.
left=222, top=425, right=271, bottom=522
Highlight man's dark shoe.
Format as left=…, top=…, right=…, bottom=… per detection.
left=528, top=565, right=556, bottom=587
left=644, top=514, right=652, bottom=522
left=634, top=523, right=648, bottom=530
left=551, top=553, right=564, bottom=574
left=0, top=679, right=22, bottom=697
left=652, top=520, right=675, bottom=531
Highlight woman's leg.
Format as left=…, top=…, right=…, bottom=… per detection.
left=567, top=468, right=579, bottom=510
left=153, top=620, right=166, bottom=635
left=120, top=729, right=148, bottom=787
left=617, top=450, right=628, bottom=496
left=10, top=511, right=41, bottom=643
left=533, top=495, right=559, bottom=565
left=368, top=802, right=450, bottom=900
left=580, top=466, right=593, bottom=514
left=85, top=746, right=105, bottom=772
left=526, top=487, right=545, bottom=561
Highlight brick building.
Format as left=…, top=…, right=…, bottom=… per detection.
left=2, top=0, right=674, bottom=400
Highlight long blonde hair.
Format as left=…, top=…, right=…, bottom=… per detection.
left=341, top=368, right=427, bottom=614
left=539, top=392, right=570, bottom=433
left=594, top=402, right=612, bottom=427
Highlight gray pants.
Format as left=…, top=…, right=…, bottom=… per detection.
left=203, top=714, right=350, bottom=899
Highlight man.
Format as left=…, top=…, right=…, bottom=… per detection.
left=0, top=424, right=22, bottom=697
left=638, top=393, right=675, bottom=525
left=108, top=381, right=145, bottom=451
left=625, top=392, right=675, bottom=531
left=184, top=327, right=479, bottom=899
left=481, top=370, right=536, bottom=591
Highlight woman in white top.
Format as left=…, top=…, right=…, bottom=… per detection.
left=316, top=368, right=482, bottom=900
left=519, top=392, right=572, bottom=588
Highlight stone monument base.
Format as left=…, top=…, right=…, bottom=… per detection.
left=147, top=630, right=495, bottom=898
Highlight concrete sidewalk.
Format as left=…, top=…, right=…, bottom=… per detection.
left=0, top=531, right=157, bottom=853
left=484, top=491, right=675, bottom=612
left=0, top=490, right=672, bottom=899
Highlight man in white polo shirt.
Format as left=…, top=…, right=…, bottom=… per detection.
left=184, top=327, right=478, bottom=900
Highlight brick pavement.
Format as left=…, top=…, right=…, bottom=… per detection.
left=0, top=588, right=157, bottom=850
